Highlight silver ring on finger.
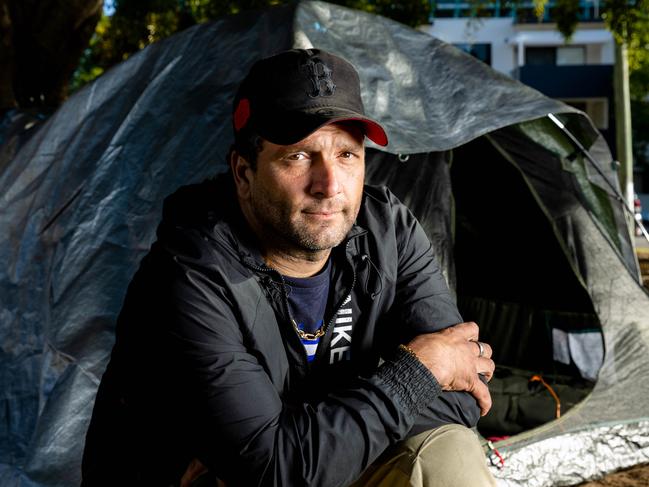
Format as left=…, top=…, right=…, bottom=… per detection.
left=471, top=339, right=485, bottom=358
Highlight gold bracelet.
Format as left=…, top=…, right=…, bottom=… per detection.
left=399, top=344, right=420, bottom=361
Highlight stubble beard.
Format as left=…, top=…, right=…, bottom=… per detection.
left=249, top=191, right=358, bottom=260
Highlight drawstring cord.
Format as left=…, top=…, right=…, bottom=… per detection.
left=260, top=275, right=285, bottom=300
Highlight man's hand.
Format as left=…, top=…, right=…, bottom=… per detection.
left=407, top=322, right=494, bottom=416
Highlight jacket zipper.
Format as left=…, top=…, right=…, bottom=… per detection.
left=322, top=239, right=357, bottom=337
left=243, top=260, right=309, bottom=362
left=242, top=237, right=361, bottom=365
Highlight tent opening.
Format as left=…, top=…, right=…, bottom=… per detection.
left=450, top=135, right=602, bottom=437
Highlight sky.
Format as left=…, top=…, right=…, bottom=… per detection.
left=103, top=0, right=115, bottom=16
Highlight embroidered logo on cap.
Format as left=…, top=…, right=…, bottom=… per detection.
left=301, top=58, right=336, bottom=98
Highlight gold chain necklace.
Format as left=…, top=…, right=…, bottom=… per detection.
left=291, top=319, right=326, bottom=340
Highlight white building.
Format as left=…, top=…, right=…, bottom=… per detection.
left=419, top=3, right=616, bottom=143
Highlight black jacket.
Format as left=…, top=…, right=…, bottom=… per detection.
left=82, top=174, right=480, bottom=487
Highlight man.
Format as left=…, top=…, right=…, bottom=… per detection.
left=82, top=49, right=496, bottom=486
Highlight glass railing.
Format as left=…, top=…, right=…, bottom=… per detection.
left=430, top=0, right=605, bottom=22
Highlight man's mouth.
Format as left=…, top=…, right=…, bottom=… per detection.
left=304, top=210, right=340, bottom=218
left=303, top=205, right=344, bottom=215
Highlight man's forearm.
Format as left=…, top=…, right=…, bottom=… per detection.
left=410, top=390, right=481, bottom=436
left=194, top=346, right=442, bottom=487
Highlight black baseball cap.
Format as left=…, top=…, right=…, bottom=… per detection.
left=232, top=49, right=388, bottom=147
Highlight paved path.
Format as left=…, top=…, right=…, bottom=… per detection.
left=635, top=235, right=649, bottom=250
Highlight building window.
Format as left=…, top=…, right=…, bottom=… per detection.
left=525, top=47, right=556, bottom=65
left=560, top=98, right=609, bottom=130
left=454, top=43, right=492, bottom=65
left=557, top=46, right=586, bottom=65
left=525, top=46, right=586, bottom=66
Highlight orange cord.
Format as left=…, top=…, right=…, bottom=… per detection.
left=530, top=374, right=561, bottom=418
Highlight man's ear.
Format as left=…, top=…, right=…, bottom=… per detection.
left=230, top=149, right=252, bottom=200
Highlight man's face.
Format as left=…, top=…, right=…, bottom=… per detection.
left=238, top=123, right=365, bottom=257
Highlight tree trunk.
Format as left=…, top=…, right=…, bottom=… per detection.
left=0, top=0, right=15, bottom=110
left=1, top=0, right=102, bottom=112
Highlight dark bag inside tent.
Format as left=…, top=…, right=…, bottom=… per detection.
left=366, top=124, right=604, bottom=438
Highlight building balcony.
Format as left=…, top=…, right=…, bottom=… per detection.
left=515, top=64, right=613, bottom=98
left=516, top=63, right=614, bottom=148
left=431, top=0, right=604, bottom=22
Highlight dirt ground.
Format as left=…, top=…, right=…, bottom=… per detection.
left=572, top=463, right=649, bottom=486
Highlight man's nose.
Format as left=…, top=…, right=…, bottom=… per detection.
left=310, top=157, right=340, bottom=197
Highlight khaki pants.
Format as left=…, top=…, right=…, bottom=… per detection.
left=350, top=424, right=497, bottom=487
left=186, top=424, right=496, bottom=486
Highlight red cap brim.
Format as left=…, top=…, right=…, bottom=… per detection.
left=319, top=117, right=388, bottom=147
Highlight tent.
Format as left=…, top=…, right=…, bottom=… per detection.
left=1, top=2, right=648, bottom=485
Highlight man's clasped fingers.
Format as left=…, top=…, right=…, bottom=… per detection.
left=472, top=378, right=492, bottom=416
left=407, top=321, right=495, bottom=414
left=470, top=340, right=492, bottom=360
left=477, top=356, right=495, bottom=382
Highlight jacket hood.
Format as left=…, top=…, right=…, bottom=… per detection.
left=159, top=172, right=237, bottom=232
left=156, top=172, right=262, bottom=263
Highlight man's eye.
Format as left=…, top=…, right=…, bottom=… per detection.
left=286, top=153, right=307, bottom=161
left=340, top=151, right=356, bottom=159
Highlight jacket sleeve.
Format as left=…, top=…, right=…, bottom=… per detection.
left=385, top=191, right=482, bottom=432
left=157, top=237, right=442, bottom=487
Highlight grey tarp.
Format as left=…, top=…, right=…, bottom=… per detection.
left=1, top=1, right=647, bottom=485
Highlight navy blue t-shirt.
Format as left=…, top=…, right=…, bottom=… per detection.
left=283, top=260, right=331, bottom=362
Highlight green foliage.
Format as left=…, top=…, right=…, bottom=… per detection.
left=553, top=0, right=580, bottom=39
left=603, top=0, right=649, bottom=168
left=623, top=5, right=649, bottom=100
left=331, top=0, right=430, bottom=27
left=70, top=14, right=111, bottom=93
left=532, top=0, right=549, bottom=21
left=188, top=0, right=287, bottom=22
left=601, top=0, right=649, bottom=44
left=72, top=1, right=292, bottom=89
left=73, top=0, right=198, bottom=90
